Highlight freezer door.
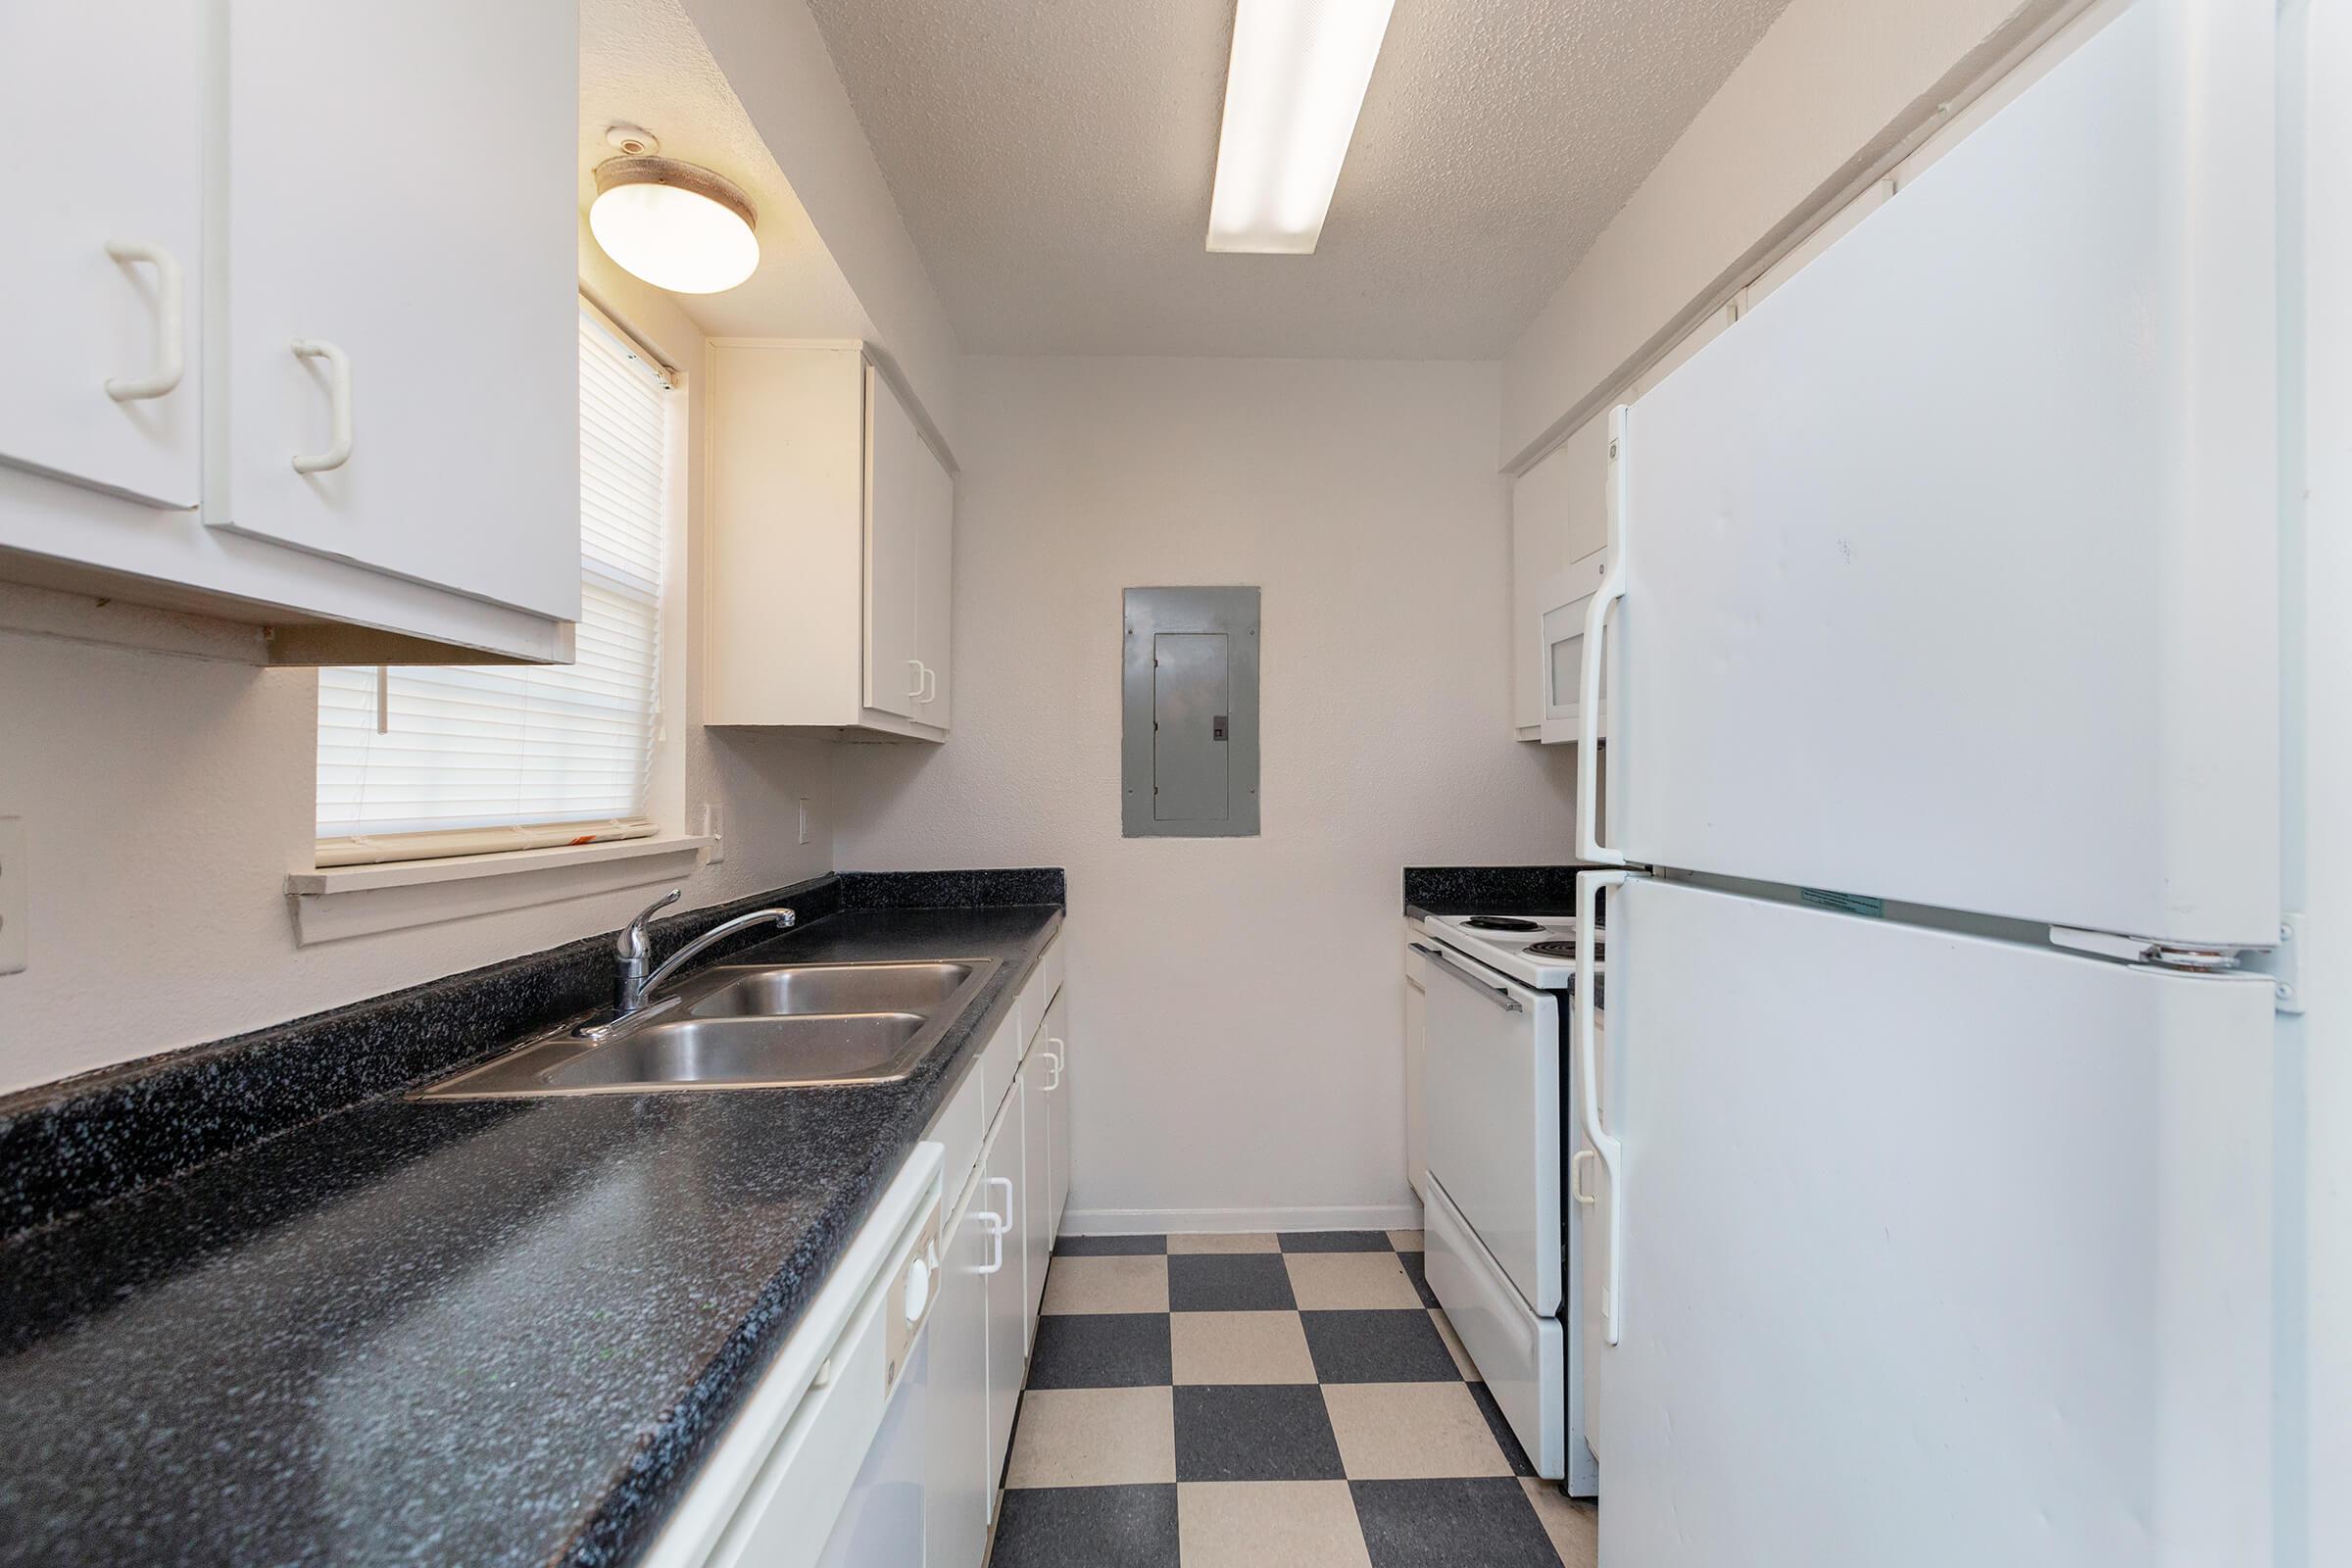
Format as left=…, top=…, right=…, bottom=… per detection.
left=1600, top=0, right=2278, bottom=945
left=1593, top=878, right=2274, bottom=1568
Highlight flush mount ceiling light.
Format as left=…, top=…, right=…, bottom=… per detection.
left=1205, top=0, right=1397, bottom=255
left=590, top=148, right=760, bottom=295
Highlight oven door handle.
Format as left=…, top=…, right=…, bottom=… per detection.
left=1409, top=943, right=1524, bottom=1013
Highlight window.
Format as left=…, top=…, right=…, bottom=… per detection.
left=315, top=305, right=673, bottom=866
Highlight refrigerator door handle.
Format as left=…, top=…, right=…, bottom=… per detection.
left=1578, top=868, right=1631, bottom=1344
left=1577, top=407, right=1633, bottom=866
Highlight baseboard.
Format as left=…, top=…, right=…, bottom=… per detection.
left=1060, top=1202, right=1424, bottom=1237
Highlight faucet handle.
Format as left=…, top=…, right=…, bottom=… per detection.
left=618, top=888, right=682, bottom=958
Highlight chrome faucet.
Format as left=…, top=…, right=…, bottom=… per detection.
left=612, top=889, right=797, bottom=1016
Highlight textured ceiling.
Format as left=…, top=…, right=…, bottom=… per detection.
left=803, top=0, right=1794, bottom=358
left=580, top=0, right=872, bottom=341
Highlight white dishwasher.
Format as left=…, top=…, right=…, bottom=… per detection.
left=641, top=1143, right=946, bottom=1568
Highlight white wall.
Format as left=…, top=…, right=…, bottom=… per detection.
left=835, top=356, right=1578, bottom=1230
left=1501, top=0, right=2074, bottom=468
left=0, top=255, right=833, bottom=1096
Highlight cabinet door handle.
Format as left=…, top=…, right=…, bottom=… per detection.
left=906, top=659, right=924, bottom=700
left=918, top=663, right=937, bottom=704
left=103, top=240, right=185, bottom=401
left=1040, top=1043, right=1064, bottom=1091
left=974, top=1174, right=1014, bottom=1274
left=289, top=339, right=354, bottom=473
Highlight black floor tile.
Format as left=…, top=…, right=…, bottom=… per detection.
left=1173, top=1384, right=1346, bottom=1482
left=1397, top=1249, right=1441, bottom=1308
left=1299, top=1309, right=1462, bottom=1384
left=1024, top=1313, right=1174, bottom=1390
left=1350, top=1477, right=1564, bottom=1567
left=1277, top=1229, right=1393, bottom=1252
left=1466, top=1381, right=1537, bottom=1476
left=1053, top=1233, right=1168, bottom=1256
left=1167, top=1251, right=1297, bottom=1312
left=989, top=1483, right=1182, bottom=1568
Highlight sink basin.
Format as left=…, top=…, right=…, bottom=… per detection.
left=688, top=961, right=977, bottom=1018
left=542, top=1013, right=925, bottom=1088
left=411, top=955, right=999, bottom=1099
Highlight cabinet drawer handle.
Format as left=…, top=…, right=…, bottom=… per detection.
left=1041, top=1041, right=1064, bottom=1091
left=103, top=240, right=185, bottom=402
left=290, top=339, right=354, bottom=473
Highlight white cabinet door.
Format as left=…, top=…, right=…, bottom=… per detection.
left=979, top=1102, right=1025, bottom=1518
left=863, top=367, right=926, bottom=721
left=913, top=436, right=954, bottom=730
left=1401, top=937, right=1428, bottom=1198
left=1038, top=991, right=1071, bottom=1240
left=214, top=0, right=580, bottom=622
left=1018, top=1061, right=1052, bottom=1344
left=0, top=0, right=202, bottom=509
left=924, top=1173, right=992, bottom=1568
left=1595, top=875, right=2276, bottom=1568
left=1604, top=0, right=2277, bottom=944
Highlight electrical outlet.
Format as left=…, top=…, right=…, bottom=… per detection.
left=702, top=802, right=725, bottom=864
left=798, top=797, right=811, bottom=845
left=0, top=816, right=25, bottom=976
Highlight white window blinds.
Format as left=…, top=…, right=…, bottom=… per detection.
left=315, top=306, right=671, bottom=864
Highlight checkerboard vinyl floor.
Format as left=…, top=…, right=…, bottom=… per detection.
left=988, top=1229, right=1598, bottom=1568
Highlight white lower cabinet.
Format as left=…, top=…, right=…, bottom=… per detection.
left=681, top=941, right=1063, bottom=1568
left=922, top=1170, right=993, bottom=1568
left=1402, top=929, right=1429, bottom=1199
left=978, top=1095, right=1027, bottom=1518
left=1037, top=992, right=1072, bottom=1243
left=1018, top=1060, right=1053, bottom=1343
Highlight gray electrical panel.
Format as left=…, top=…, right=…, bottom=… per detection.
left=1122, top=587, right=1259, bottom=837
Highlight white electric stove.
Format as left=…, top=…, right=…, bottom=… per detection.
left=1410, top=909, right=1602, bottom=1497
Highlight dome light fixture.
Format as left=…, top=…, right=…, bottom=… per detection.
left=590, top=153, right=760, bottom=295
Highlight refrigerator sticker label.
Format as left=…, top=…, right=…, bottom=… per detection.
left=1800, top=887, right=1886, bottom=919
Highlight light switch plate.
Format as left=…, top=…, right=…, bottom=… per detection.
left=0, top=816, right=24, bottom=975
left=798, top=798, right=811, bottom=845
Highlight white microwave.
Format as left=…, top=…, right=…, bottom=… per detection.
left=1538, top=545, right=1611, bottom=745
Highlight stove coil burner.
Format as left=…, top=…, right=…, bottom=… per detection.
left=1524, top=940, right=1594, bottom=960
left=1462, top=915, right=1543, bottom=932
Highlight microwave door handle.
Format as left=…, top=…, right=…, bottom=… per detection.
left=1412, top=944, right=1524, bottom=1013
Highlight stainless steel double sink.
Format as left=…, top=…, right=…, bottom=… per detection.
left=414, top=957, right=998, bottom=1099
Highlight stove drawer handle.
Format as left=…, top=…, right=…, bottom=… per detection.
left=1413, top=944, right=1524, bottom=1013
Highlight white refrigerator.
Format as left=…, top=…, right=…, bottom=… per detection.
left=1568, top=2, right=2284, bottom=1564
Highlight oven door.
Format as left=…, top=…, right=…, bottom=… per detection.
left=1419, top=941, right=1560, bottom=1313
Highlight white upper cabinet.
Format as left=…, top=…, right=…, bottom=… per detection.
left=863, top=366, right=928, bottom=721
left=0, top=0, right=578, bottom=664
left=707, top=342, right=956, bottom=740
left=0, top=1, right=204, bottom=510
left=212, top=0, right=580, bottom=623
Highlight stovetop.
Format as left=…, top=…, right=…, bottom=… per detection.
left=1425, top=911, right=1601, bottom=990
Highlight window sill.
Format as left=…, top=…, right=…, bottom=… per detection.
left=286, top=834, right=712, bottom=946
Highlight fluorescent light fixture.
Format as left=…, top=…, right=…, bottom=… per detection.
left=590, top=156, right=760, bottom=294
left=1206, top=0, right=1397, bottom=254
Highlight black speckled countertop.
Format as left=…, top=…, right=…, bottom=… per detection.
left=1401, top=864, right=1592, bottom=920
left=0, top=899, right=1061, bottom=1566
